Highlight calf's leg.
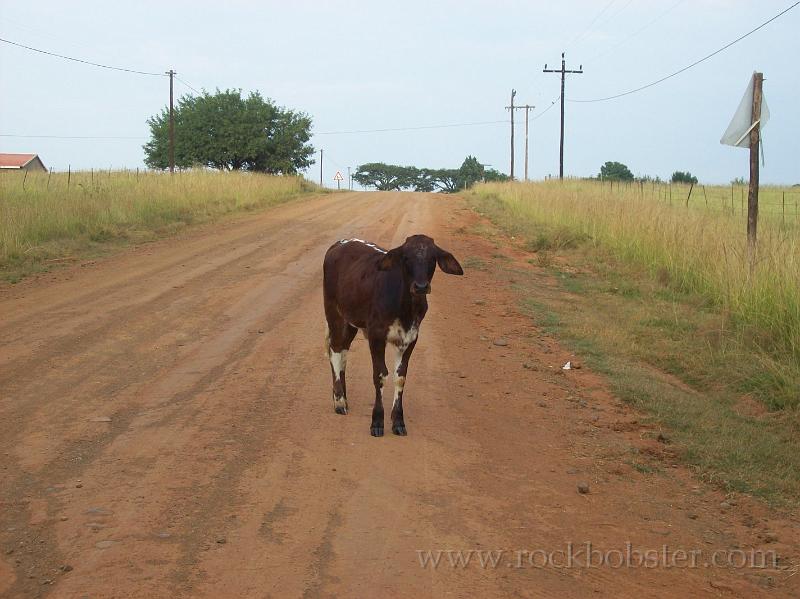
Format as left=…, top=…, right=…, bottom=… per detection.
left=326, top=320, right=358, bottom=415
left=368, top=337, right=389, bottom=437
left=391, top=340, right=416, bottom=435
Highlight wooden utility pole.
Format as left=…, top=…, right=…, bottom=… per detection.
left=505, top=89, right=517, bottom=179
left=167, top=69, right=176, bottom=174
left=319, top=149, right=323, bottom=186
left=543, top=53, right=582, bottom=180
left=513, top=105, right=535, bottom=180
left=747, top=72, right=763, bottom=252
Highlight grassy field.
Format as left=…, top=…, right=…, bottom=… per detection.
left=467, top=179, right=800, bottom=504
left=0, top=170, right=320, bottom=283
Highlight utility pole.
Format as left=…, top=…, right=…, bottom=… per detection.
left=747, top=72, right=763, bottom=256
left=347, top=166, right=352, bottom=190
left=505, top=89, right=517, bottom=179
left=513, top=105, right=535, bottom=180
left=166, top=69, right=176, bottom=174
left=319, top=149, right=323, bottom=186
left=543, top=53, right=582, bottom=180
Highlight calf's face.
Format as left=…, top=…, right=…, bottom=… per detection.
left=378, top=235, right=463, bottom=295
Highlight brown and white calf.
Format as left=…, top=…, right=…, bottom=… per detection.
left=323, top=235, right=463, bottom=436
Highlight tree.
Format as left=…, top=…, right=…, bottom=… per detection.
left=459, top=156, right=484, bottom=189
left=483, top=168, right=510, bottom=183
left=599, top=161, right=634, bottom=181
left=143, top=89, right=314, bottom=174
left=353, top=157, right=503, bottom=193
left=352, top=163, right=418, bottom=191
left=671, top=171, right=698, bottom=184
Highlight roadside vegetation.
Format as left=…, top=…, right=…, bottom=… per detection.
left=467, top=179, right=800, bottom=504
left=353, top=156, right=507, bottom=192
left=0, top=170, right=319, bottom=283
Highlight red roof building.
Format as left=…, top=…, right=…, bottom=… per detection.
left=0, top=153, right=48, bottom=172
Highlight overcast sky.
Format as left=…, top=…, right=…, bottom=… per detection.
left=1, top=0, right=798, bottom=184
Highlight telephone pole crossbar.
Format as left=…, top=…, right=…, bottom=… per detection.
left=543, top=53, right=582, bottom=180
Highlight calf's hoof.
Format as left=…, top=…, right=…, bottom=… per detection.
left=333, top=397, right=348, bottom=415
left=392, top=424, right=407, bottom=436
left=370, top=426, right=384, bottom=437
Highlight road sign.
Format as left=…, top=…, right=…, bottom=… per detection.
left=333, top=171, right=344, bottom=181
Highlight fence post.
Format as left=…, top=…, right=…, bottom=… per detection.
left=67, top=164, right=71, bottom=190
left=685, top=183, right=693, bottom=207
left=730, top=185, right=734, bottom=214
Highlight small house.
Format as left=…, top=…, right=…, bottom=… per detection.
left=0, top=153, right=48, bottom=172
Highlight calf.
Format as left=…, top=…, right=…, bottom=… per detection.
left=323, top=235, right=463, bottom=436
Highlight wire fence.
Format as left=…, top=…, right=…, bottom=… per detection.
left=591, top=179, right=800, bottom=228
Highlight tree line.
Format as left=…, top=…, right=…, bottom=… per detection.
left=599, top=161, right=699, bottom=184
left=352, top=156, right=508, bottom=192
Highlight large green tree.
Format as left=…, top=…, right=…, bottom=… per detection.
left=143, top=89, right=314, bottom=174
left=599, top=161, right=634, bottom=181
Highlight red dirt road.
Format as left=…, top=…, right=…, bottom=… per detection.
left=0, top=192, right=797, bottom=598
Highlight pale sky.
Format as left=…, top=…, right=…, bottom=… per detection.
left=1, top=0, right=798, bottom=184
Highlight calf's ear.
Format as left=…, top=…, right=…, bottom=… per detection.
left=378, top=248, right=402, bottom=271
left=435, top=246, right=464, bottom=275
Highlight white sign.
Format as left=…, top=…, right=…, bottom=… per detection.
left=720, top=72, right=769, bottom=149
left=333, top=171, right=344, bottom=181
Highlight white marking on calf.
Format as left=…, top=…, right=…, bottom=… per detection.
left=387, top=319, right=417, bottom=408
left=329, top=349, right=347, bottom=382
left=338, top=238, right=387, bottom=253
left=387, top=319, right=418, bottom=349
left=378, top=372, right=387, bottom=401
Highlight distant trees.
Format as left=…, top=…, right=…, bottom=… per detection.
left=352, top=157, right=507, bottom=193
left=671, top=171, right=698, bottom=185
left=599, top=161, right=634, bottom=181
left=143, top=89, right=314, bottom=174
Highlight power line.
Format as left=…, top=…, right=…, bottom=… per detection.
left=0, top=134, right=145, bottom=140
left=2, top=119, right=512, bottom=141
left=532, top=96, right=560, bottom=121
left=564, top=0, right=617, bottom=51
left=569, top=1, right=799, bottom=103
left=589, top=0, right=687, bottom=64
left=0, top=36, right=165, bottom=76
left=314, top=120, right=508, bottom=135
left=175, top=75, right=201, bottom=95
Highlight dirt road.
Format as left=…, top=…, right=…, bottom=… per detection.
left=0, top=192, right=796, bottom=598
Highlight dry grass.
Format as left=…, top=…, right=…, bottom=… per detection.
left=0, top=169, right=320, bottom=282
left=462, top=187, right=800, bottom=504
left=469, top=179, right=800, bottom=408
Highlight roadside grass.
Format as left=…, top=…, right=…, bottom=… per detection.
left=467, top=183, right=800, bottom=505
left=0, top=170, right=321, bottom=283
left=469, top=180, right=800, bottom=407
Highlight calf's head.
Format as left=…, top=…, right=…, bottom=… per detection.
left=378, top=235, right=463, bottom=295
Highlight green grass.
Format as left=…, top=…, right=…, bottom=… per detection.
left=466, top=181, right=800, bottom=505
left=0, top=169, right=321, bottom=282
